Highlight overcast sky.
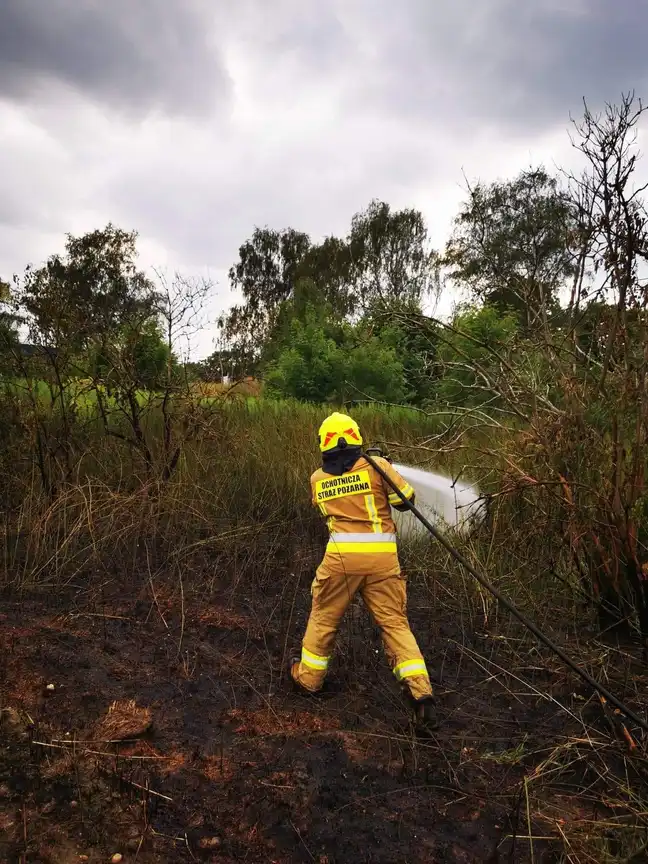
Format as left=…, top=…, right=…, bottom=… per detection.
left=1, top=0, right=647, bottom=358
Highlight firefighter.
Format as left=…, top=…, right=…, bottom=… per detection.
left=290, top=411, right=437, bottom=727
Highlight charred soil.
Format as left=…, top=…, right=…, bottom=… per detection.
left=1, top=568, right=646, bottom=864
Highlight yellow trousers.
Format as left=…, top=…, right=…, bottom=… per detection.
left=292, top=556, right=433, bottom=700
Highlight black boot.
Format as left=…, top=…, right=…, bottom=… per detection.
left=287, top=651, right=336, bottom=697
left=288, top=650, right=301, bottom=672
left=288, top=651, right=317, bottom=696
left=404, top=691, right=439, bottom=731
left=287, top=650, right=302, bottom=687
left=414, top=695, right=439, bottom=730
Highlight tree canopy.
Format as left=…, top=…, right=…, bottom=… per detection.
left=218, top=199, right=438, bottom=378
left=443, top=168, right=577, bottom=327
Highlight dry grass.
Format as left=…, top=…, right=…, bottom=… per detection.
left=425, top=523, right=648, bottom=864
left=0, top=393, right=646, bottom=862
left=188, top=378, right=261, bottom=398
left=92, top=700, right=153, bottom=743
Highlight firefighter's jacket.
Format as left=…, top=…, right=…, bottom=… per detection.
left=311, top=455, right=414, bottom=578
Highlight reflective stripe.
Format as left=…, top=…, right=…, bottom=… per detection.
left=326, top=541, right=398, bottom=555
left=301, top=647, right=329, bottom=670
left=329, top=533, right=396, bottom=543
left=389, top=483, right=414, bottom=505
left=394, top=658, right=429, bottom=680
left=364, top=493, right=383, bottom=533
left=318, top=501, right=337, bottom=533
left=388, top=483, right=414, bottom=503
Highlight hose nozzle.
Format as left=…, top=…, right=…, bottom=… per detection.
left=365, top=445, right=391, bottom=462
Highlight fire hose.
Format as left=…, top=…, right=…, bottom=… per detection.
left=362, top=449, right=648, bottom=737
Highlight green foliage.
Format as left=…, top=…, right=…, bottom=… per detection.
left=0, top=278, right=20, bottom=373
left=298, top=237, right=355, bottom=316
left=180, top=360, right=203, bottom=382
left=220, top=200, right=438, bottom=376
left=348, top=199, right=437, bottom=308
left=265, top=305, right=407, bottom=404
left=444, top=168, right=576, bottom=326
left=92, top=319, right=173, bottom=391
left=7, top=226, right=189, bottom=487
left=360, top=299, right=440, bottom=406
left=259, top=278, right=333, bottom=368
left=19, top=224, right=157, bottom=353
left=265, top=311, right=341, bottom=402
left=220, top=227, right=312, bottom=370
left=341, top=329, right=407, bottom=404
left=436, top=304, right=519, bottom=406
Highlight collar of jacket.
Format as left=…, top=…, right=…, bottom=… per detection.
left=321, top=446, right=362, bottom=476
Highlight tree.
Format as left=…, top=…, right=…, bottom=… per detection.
left=10, top=226, right=209, bottom=488
left=360, top=298, right=440, bottom=406
left=435, top=304, right=519, bottom=407
left=0, top=279, right=20, bottom=371
left=198, top=347, right=247, bottom=382
left=265, top=313, right=344, bottom=403
left=10, top=226, right=160, bottom=490
left=342, top=328, right=408, bottom=404
left=220, top=202, right=439, bottom=375
left=19, top=224, right=157, bottom=354
left=434, top=95, right=648, bottom=649
left=258, top=274, right=348, bottom=370
left=265, top=304, right=407, bottom=404
left=92, top=319, right=173, bottom=392
left=298, top=236, right=355, bottom=317
left=559, top=94, right=648, bottom=644
left=348, top=200, right=438, bottom=310
left=89, top=271, right=211, bottom=483
left=444, top=168, right=578, bottom=327
left=220, top=227, right=311, bottom=369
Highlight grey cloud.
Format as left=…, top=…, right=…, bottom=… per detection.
left=338, top=0, right=648, bottom=133
left=3, top=0, right=648, bottom=292
left=101, top=117, right=439, bottom=271
left=0, top=0, right=229, bottom=116
left=252, top=1, right=352, bottom=77
left=3, top=0, right=642, bottom=133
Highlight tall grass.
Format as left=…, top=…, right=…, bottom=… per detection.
left=0, top=391, right=448, bottom=590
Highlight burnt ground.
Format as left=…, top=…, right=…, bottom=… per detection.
left=1, top=567, right=647, bottom=864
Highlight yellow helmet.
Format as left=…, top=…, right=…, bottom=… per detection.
left=318, top=412, right=363, bottom=452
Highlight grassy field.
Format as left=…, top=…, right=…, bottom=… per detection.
left=0, top=388, right=646, bottom=863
